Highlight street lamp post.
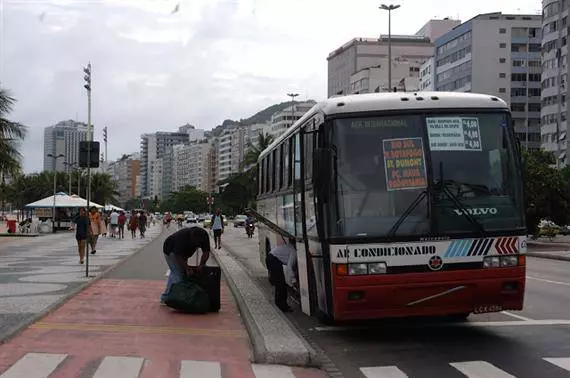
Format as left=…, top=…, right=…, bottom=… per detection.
left=64, top=162, right=77, bottom=194
left=83, top=62, right=93, bottom=277
left=380, top=4, right=400, bottom=92
left=287, top=93, right=299, bottom=127
left=47, top=153, right=65, bottom=233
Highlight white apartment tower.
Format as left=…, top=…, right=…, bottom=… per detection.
left=433, top=12, right=542, bottom=150
left=43, top=120, right=92, bottom=172
left=541, top=0, right=569, bottom=164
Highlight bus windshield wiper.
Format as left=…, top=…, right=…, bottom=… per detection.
left=387, top=190, right=428, bottom=239
left=436, top=163, right=485, bottom=237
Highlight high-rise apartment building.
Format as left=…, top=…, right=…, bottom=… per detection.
left=43, top=120, right=92, bottom=172
left=327, top=19, right=460, bottom=97
left=217, top=129, right=233, bottom=182
left=434, top=12, right=542, bottom=149
left=541, top=0, right=569, bottom=164
left=172, top=140, right=212, bottom=193
left=140, top=131, right=190, bottom=198
left=267, top=102, right=315, bottom=138
left=107, top=154, right=141, bottom=206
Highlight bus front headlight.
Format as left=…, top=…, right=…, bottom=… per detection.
left=368, top=262, right=387, bottom=274
left=348, top=263, right=368, bottom=275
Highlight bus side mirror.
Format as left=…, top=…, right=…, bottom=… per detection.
left=313, top=148, right=332, bottom=202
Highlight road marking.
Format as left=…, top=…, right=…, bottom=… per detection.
left=360, top=366, right=408, bottom=377
left=93, top=356, right=144, bottom=378
left=544, top=357, right=570, bottom=372
left=310, top=319, right=570, bottom=332
left=528, top=276, right=570, bottom=286
left=501, top=311, right=533, bottom=321
left=0, top=353, right=67, bottom=378
left=180, top=360, right=221, bottom=378
left=30, top=322, right=246, bottom=338
left=252, top=364, right=295, bottom=377
left=450, top=361, right=515, bottom=377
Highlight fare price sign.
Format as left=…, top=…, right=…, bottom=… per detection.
left=383, top=137, right=428, bottom=191
left=427, top=117, right=482, bottom=151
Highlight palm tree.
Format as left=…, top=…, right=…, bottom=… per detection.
left=90, top=172, right=119, bottom=205
left=0, top=87, right=27, bottom=212
left=242, top=132, right=274, bottom=169
left=0, top=87, right=27, bottom=180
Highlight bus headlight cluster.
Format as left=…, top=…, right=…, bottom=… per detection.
left=344, top=262, right=387, bottom=275
left=483, top=255, right=518, bottom=268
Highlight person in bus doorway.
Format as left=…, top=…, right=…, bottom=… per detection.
left=160, top=226, right=212, bottom=304
left=210, top=208, right=224, bottom=249
left=266, top=237, right=296, bottom=313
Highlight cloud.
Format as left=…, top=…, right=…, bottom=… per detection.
left=0, top=0, right=540, bottom=173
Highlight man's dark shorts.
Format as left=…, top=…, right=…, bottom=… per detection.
left=213, top=229, right=222, bottom=238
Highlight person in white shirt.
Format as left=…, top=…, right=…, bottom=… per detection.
left=266, top=237, right=296, bottom=312
left=109, top=210, right=119, bottom=238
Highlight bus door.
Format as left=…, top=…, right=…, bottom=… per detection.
left=291, top=132, right=312, bottom=315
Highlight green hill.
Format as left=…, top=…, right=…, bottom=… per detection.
left=209, top=100, right=316, bottom=137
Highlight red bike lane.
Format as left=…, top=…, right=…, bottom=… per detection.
left=0, top=278, right=325, bottom=378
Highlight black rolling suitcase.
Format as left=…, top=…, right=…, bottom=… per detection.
left=188, top=266, right=221, bottom=312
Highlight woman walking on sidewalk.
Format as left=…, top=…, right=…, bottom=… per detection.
left=74, top=208, right=90, bottom=264
left=210, top=208, right=224, bottom=249
left=88, top=207, right=101, bottom=255
left=129, top=210, right=138, bottom=239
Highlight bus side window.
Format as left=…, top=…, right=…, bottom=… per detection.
left=283, top=141, right=290, bottom=189
left=271, top=150, right=276, bottom=193
left=264, top=157, right=270, bottom=194
left=304, top=132, right=314, bottom=183
left=293, top=133, right=303, bottom=235
left=258, top=161, right=264, bottom=195
left=288, top=138, right=294, bottom=189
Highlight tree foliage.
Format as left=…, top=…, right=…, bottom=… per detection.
left=1, top=171, right=118, bottom=215
left=159, top=186, right=209, bottom=214
left=0, top=87, right=27, bottom=180
left=523, top=149, right=570, bottom=235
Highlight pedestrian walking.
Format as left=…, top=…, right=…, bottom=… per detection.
left=266, top=237, right=296, bottom=313
left=73, top=208, right=90, bottom=264
left=160, top=226, right=211, bottom=304
left=118, top=211, right=126, bottom=239
left=138, top=211, right=147, bottom=238
left=109, top=210, right=119, bottom=238
left=129, top=210, right=138, bottom=238
left=88, top=207, right=101, bottom=255
left=210, top=208, right=224, bottom=249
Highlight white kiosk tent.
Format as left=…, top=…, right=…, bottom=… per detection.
left=25, top=193, right=103, bottom=232
left=25, top=193, right=104, bottom=209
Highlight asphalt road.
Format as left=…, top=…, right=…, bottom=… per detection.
left=223, top=229, right=570, bottom=378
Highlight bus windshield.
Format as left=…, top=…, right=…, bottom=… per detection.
left=329, top=112, right=524, bottom=238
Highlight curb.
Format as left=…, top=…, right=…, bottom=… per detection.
left=526, top=252, right=570, bottom=262
left=0, top=228, right=164, bottom=344
left=214, top=241, right=320, bottom=367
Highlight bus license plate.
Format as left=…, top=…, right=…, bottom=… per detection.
left=473, top=304, right=503, bottom=314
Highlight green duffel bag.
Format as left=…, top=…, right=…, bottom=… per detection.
left=164, top=281, right=210, bottom=314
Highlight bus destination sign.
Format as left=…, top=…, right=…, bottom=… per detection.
left=383, top=137, right=427, bottom=191
left=426, top=117, right=482, bottom=151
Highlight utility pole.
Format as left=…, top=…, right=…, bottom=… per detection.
left=287, top=93, right=299, bottom=127
left=380, top=4, right=400, bottom=92
left=83, top=62, right=92, bottom=277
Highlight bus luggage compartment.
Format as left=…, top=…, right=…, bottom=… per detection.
left=331, top=267, right=525, bottom=321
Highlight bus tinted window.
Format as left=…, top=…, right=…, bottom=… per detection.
left=329, top=112, right=523, bottom=237
left=331, top=115, right=429, bottom=237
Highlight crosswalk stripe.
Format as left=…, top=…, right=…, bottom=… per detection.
left=93, top=356, right=144, bottom=378
left=0, top=353, right=67, bottom=378
left=252, top=364, right=295, bottom=378
left=360, top=366, right=408, bottom=378
left=544, top=358, right=570, bottom=372
left=180, top=360, right=221, bottom=378
left=450, top=361, right=515, bottom=377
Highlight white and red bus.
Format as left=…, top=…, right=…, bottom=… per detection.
left=256, top=92, right=526, bottom=323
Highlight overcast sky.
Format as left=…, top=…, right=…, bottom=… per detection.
left=0, top=0, right=540, bottom=173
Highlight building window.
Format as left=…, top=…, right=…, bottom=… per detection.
left=499, top=88, right=506, bottom=93
left=499, top=58, right=506, bottom=63
left=499, top=43, right=507, bottom=48
left=499, top=73, right=506, bottom=78
left=499, top=28, right=507, bottom=34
